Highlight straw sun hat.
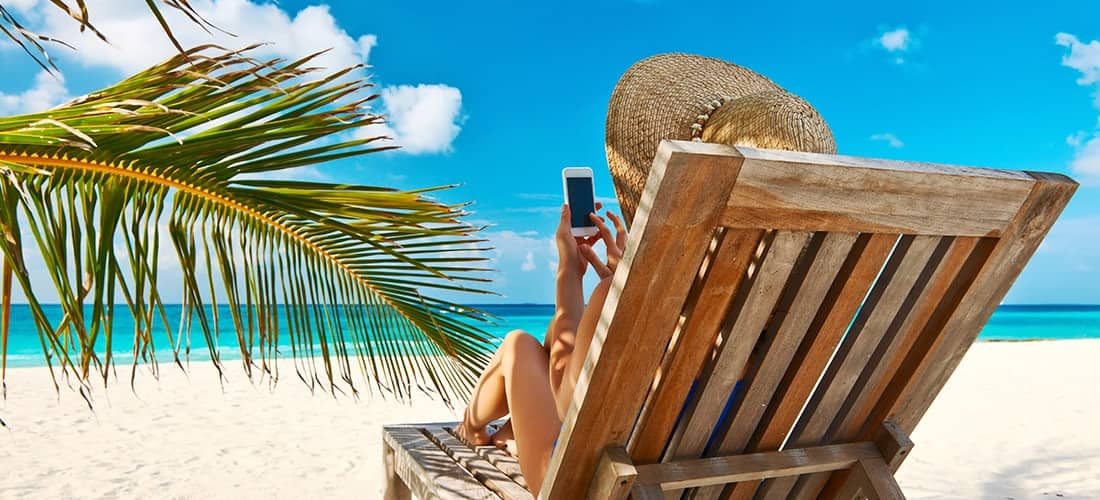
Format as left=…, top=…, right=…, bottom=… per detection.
left=606, top=53, right=838, bottom=226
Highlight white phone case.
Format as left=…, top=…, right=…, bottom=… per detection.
left=562, top=167, right=598, bottom=237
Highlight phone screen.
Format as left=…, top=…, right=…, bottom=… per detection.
left=566, top=176, right=596, bottom=228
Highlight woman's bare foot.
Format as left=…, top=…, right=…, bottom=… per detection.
left=455, top=418, right=492, bottom=446
left=490, top=419, right=520, bottom=457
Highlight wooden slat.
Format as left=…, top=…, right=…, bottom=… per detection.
left=809, top=173, right=1073, bottom=500
left=690, top=233, right=858, bottom=500
left=877, top=172, right=1077, bottom=433
left=721, top=233, right=897, bottom=500
left=429, top=428, right=533, bottom=500
left=787, top=236, right=953, bottom=498
left=540, top=141, right=747, bottom=500
left=783, top=235, right=940, bottom=449
left=721, top=207, right=1005, bottom=238
left=765, top=235, right=939, bottom=500
left=628, top=228, right=765, bottom=462
left=663, top=231, right=811, bottom=462
left=804, top=238, right=981, bottom=499
left=635, top=442, right=881, bottom=490
left=435, top=424, right=529, bottom=489
left=732, top=146, right=1035, bottom=181
left=588, top=447, right=638, bottom=500
left=720, top=146, right=1033, bottom=237
left=756, top=475, right=799, bottom=499
left=472, top=445, right=528, bottom=489
left=830, top=237, right=980, bottom=441
left=381, top=425, right=497, bottom=500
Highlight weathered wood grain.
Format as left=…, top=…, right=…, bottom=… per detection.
left=691, top=232, right=858, bottom=500
left=835, top=458, right=905, bottom=500
left=382, top=142, right=1073, bottom=500
left=541, top=141, right=747, bottom=500
left=382, top=425, right=497, bottom=500
left=663, top=231, right=811, bottom=463
left=632, top=482, right=667, bottom=500
left=785, top=236, right=940, bottom=450
left=383, top=438, right=412, bottom=500
left=635, top=442, right=882, bottom=490
left=628, top=229, right=765, bottom=463
left=877, top=173, right=1077, bottom=433
left=429, top=428, right=533, bottom=500
left=804, top=238, right=981, bottom=499
left=723, top=233, right=897, bottom=500
left=768, top=236, right=939, bottom=500
left=588, top=446, right=638, bottom=500
left=720, top=146, right=1032, bottom=237
left=472, top=445, right=528, bottom=489
left=874, top=421, right=914, bottom=471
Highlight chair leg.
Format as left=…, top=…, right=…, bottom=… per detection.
left=383, top=440, right=412, bottom=500
left=630, top=482, right=665, bottom=500
left=835, top=458, right=905, bottom=500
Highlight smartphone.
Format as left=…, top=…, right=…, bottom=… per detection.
left=562, top=167, right=598, bottom=237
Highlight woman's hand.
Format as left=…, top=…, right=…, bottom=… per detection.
left=555, top=202, right=604, bottom=278
left=578, top=210, right=627, bottom=279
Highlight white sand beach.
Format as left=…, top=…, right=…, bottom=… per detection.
left=1, top=340, right=1098, bottom=500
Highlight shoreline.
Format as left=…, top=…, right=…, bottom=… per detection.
left=3, top=336, right=1095, bottom=370
left=2, top=339, right=1099, bottom=498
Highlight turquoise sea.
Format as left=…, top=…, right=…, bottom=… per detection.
left=2, top=304, right=1098, bottom=368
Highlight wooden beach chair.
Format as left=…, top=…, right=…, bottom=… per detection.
left=382, top=140, right=1076, bottom=499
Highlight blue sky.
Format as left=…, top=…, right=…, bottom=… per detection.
left=1, top=0, right=1098, bottom=304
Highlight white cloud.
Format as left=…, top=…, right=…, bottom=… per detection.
left=443, top=229, right=604, bottom=303
left=877, top=28, right=911, bottom=52
left=1056, top=33, right=1100, bottom=87
left=1067, top=131, right=1087, bottom=147
left=1068, top=134, right=1100, bottom=177
left=8, top=0, right=464, bottom=155
left=1057, top=33, right=1100, bottom=180
left=870, top=133, right=904, bottom=148
left=358, top=34, right=378, bottom=61
left=24, top=0, right=374, bottom=76
left=505, top=206, right=564, bottom=215
left=0, top=70, right=69, bottom=114
left=365, top=84, right=464, bottom=154
left=482, top=230, right=555, bottom=301
left=871, top=26, right=918, bottom=65
left=3, top=0, right=37, bottom=14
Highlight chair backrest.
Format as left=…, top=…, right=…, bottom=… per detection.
left=539, top=140, right=1076, bottom=499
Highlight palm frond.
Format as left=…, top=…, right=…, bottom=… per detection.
left=0, top=45, right=496, bottom=406
left=1, top=0, right=218, bottom=73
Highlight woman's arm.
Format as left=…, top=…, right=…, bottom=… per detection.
left=552, top=210, right=628, bottom=417
left=545, top=204, right=592, bottom=391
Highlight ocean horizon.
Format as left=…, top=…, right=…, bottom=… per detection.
left=2, top=304, right=1098, bottom=368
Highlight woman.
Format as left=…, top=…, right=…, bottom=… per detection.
left=453, top=52, right=836, bottom=495
left=455, top=202, right=627, bottom=494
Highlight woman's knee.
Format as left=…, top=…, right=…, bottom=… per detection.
left=501, top=330, right=543, bottom=359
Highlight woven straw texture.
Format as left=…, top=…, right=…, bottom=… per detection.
left=605, top=53, right=837, bottom=225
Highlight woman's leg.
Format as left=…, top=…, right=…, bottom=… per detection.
left=456, top=329, right=562, bottom=494
left=456, top=331, right=518, bottom=445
